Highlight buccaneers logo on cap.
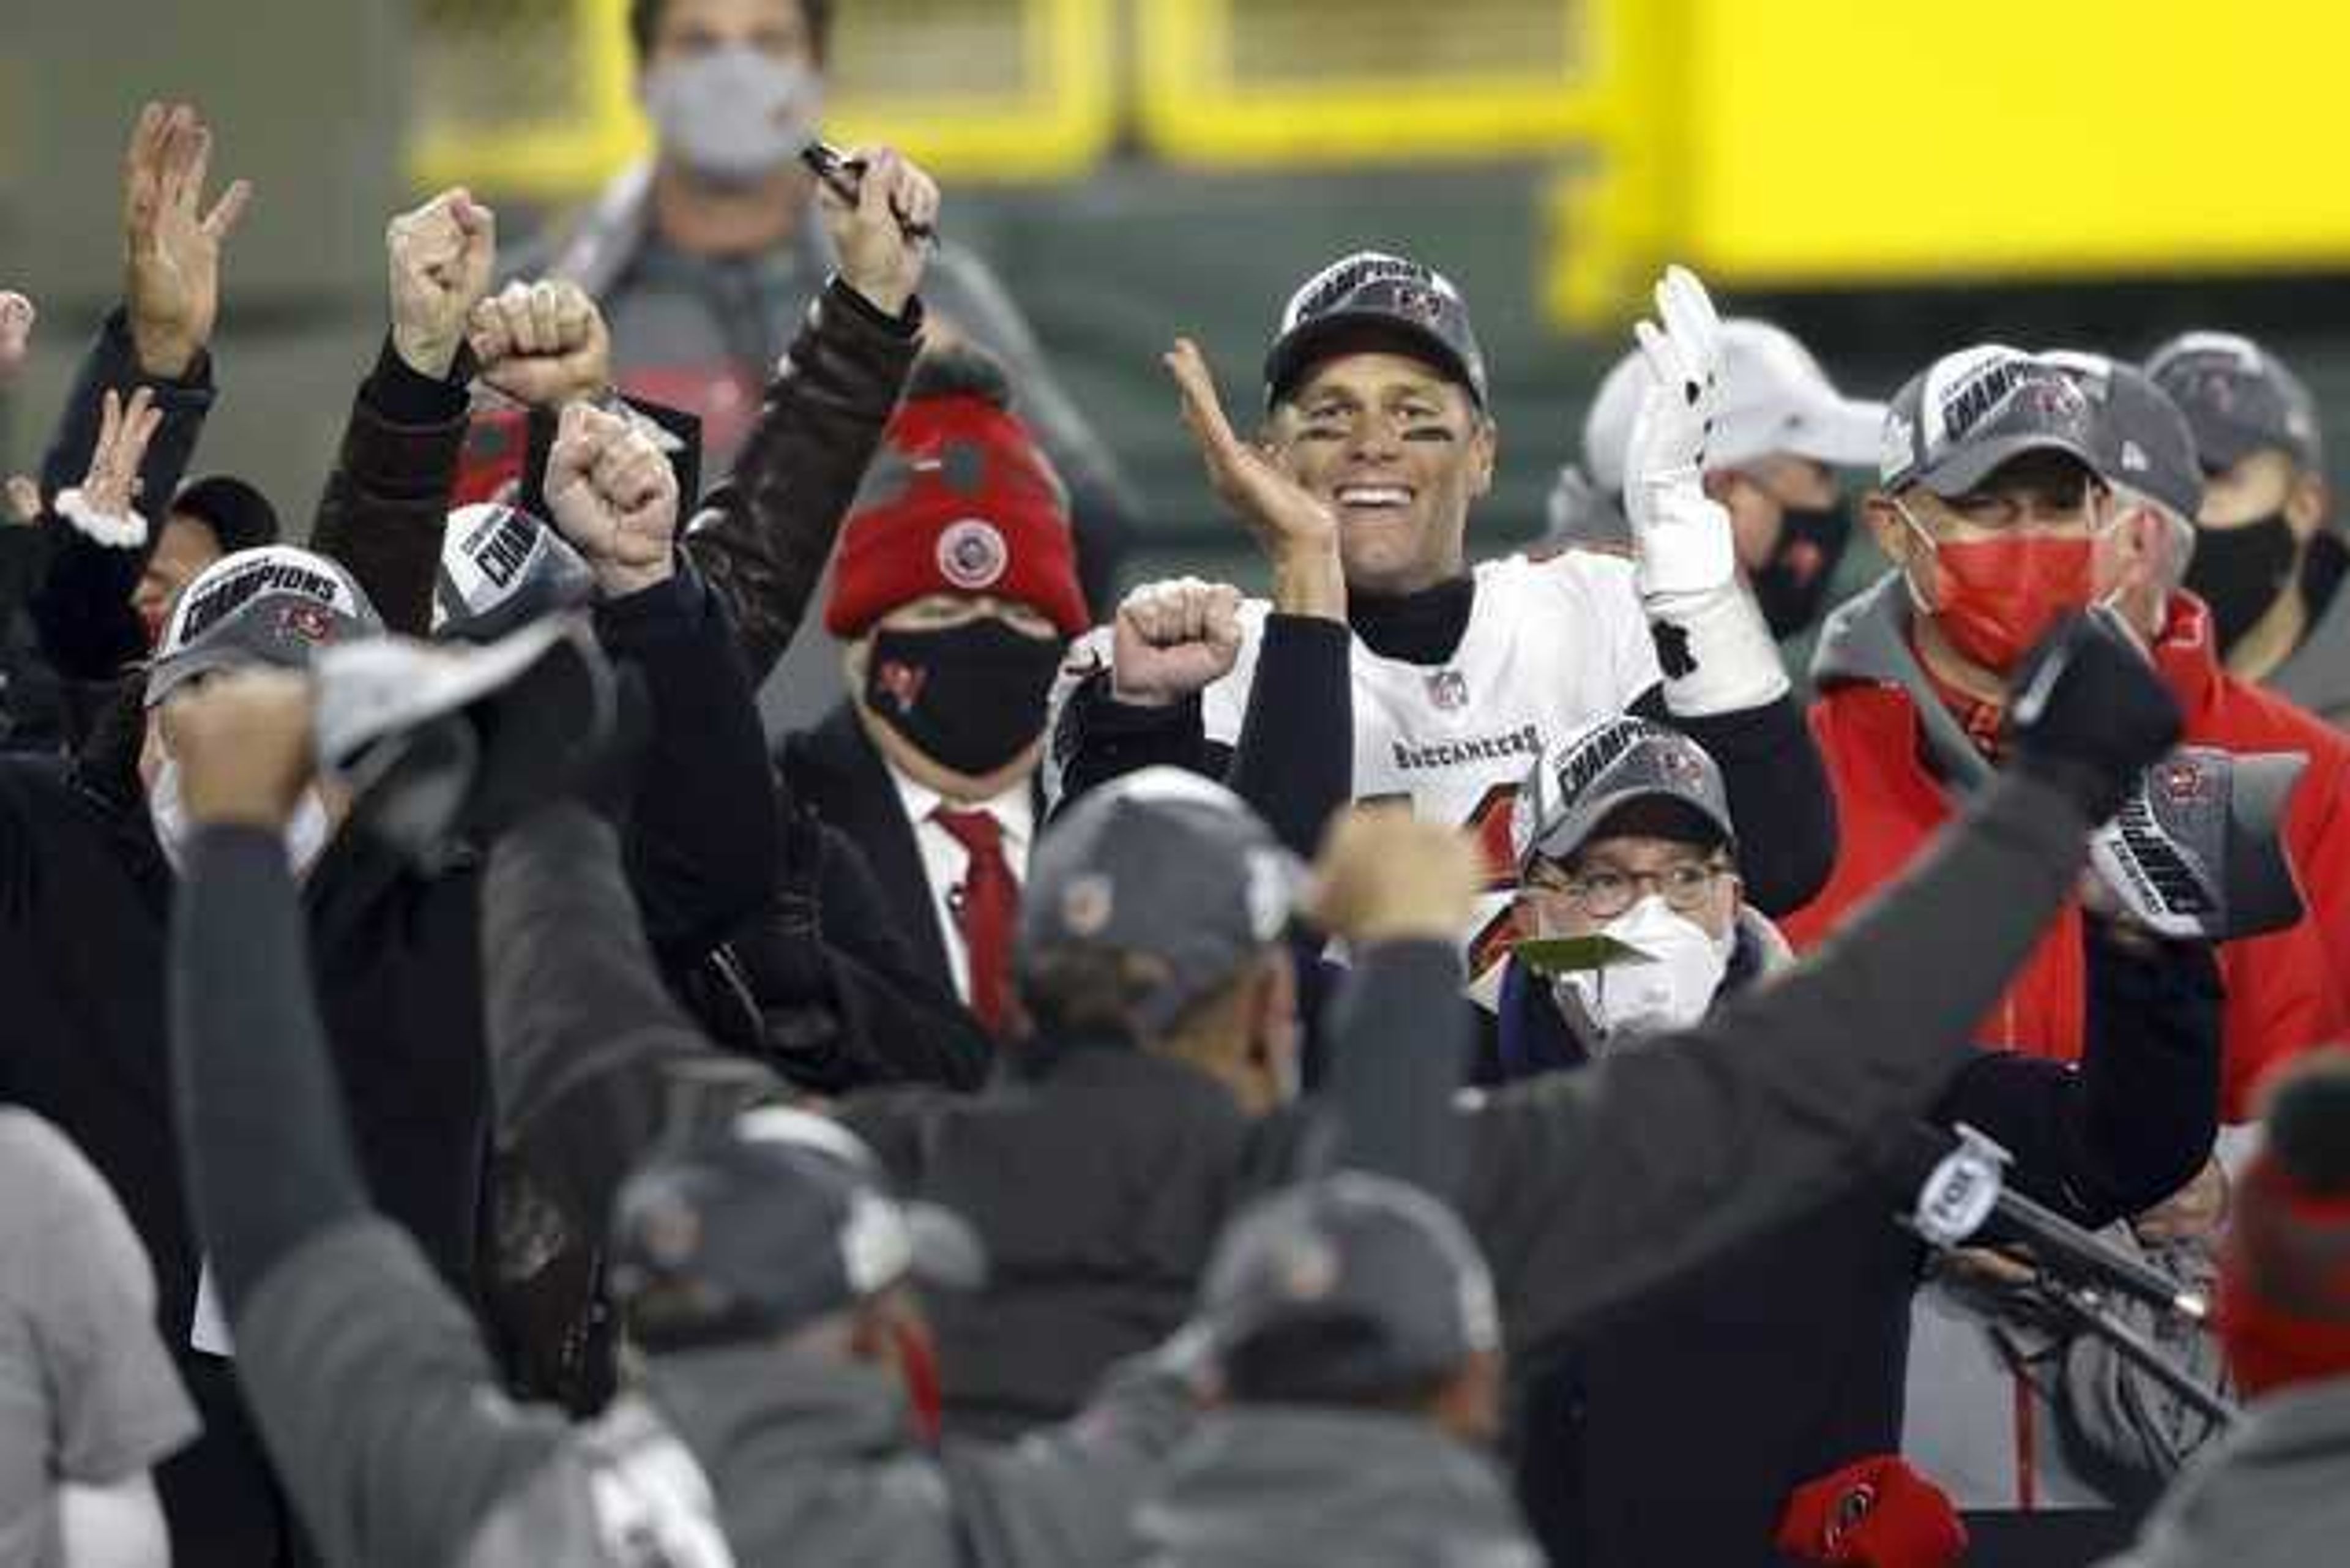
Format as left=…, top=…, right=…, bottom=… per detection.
left=277, top=600, right=337, bottom=645
left=936, top=519, right=1010, bottom=592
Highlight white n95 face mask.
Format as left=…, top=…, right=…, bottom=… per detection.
left=1554, top=894, right=1733, bottom=1048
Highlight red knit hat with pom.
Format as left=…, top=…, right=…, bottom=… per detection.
left=2218, top=1048, right=2350, bottom=1398
left=825, top=388, right=1088, bottom=640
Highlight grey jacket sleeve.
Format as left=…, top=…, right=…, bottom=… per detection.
left=234, top=1219, right=570, bottom=1568
left=1460, top=769, right=2097, bottom=1356
left=483, top=802, right=780, bottom=1229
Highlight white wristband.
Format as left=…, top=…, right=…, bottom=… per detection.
left=54, top=487, right=147, bottom=550
left=1647, top=581, right=1789, bottom=717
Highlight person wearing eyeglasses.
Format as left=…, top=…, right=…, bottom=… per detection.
left=1477, top=713, right=2221, bottom=1568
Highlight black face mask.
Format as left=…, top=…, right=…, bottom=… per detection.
left=865, top=619, right=1067, bottom=778
left=2187, top=513, right=2301, bottom=654
left=1750, top=500, right=1854, bottom=641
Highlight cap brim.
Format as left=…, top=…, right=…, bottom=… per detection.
left=313, top=614, right=586, bottom=772
left=144, top=642, right=294, bottom=707
left=2223, top=753, right=2310, bottom=939
left=1909, top=434, right=2104, bottom=498
left=1266, top=312, right=1479, bottom=406
left=1528, top=785, right=1735, bottom=869
left=1782, top=397, right=1889, bottom=470
left=903, top=1202, right=989, bottom=1294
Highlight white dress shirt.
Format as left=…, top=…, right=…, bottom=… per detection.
left=886, top=762, right=1035, bottom=1005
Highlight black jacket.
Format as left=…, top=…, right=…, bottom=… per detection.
left=1493, top=925, right=2221, bottom=1568
left=777, top=701, right=964, bottom=993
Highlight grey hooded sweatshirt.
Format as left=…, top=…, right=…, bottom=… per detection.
left=2098, top=1376, right=2350, bottom=1568
left=1128, top=1408, right=1542, bottom=1567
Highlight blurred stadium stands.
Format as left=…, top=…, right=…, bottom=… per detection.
left=4, top=0, right=2348, bottom=600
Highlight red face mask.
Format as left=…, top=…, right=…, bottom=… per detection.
left=1903, top=520, right=2095, bottom=674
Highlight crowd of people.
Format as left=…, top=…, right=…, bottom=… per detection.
left=4, top=4, right=2350, bottom=1566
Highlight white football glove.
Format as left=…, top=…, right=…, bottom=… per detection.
left=1621, top=266, right=1786, bottom=715
left=1624, top=265, right=1734, bottom=597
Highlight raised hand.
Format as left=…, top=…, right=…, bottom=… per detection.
left=468, top=278, right=612, bottom=409
left=1311, top=805, right=1483, bottom=946
left=1165, top=337, right=1343, bottom=619
left=815, top=144, right=938, bottom=319
left=543, top=403, right=679, bottom=597
left=1622, top=264, right=1734, bottom=597
left=386, top=188, right=498, bottom=378
left=0, top=290, right=34, bottom=386
left=1111, top=577, right=1245, bottom=707
left=58, top=387, right=164, bottom=547
left=163, top=667, right=318, bottom=830
left=122, top=102, right=253, bottom=379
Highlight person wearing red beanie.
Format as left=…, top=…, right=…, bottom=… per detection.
left=2101, top=1047, right=2350, bottom=1567
left=778, top=346, right=1086, bottom=1034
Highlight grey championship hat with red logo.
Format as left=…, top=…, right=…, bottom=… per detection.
left=2041, top=350, right=2206, bottom=521
left=1879, top=345, right=2106, bottom=498
left=432, top=502, right=598, bottom=645
left=2090, top=747, right=2308, bottom=942
left=1204, top=1172, right=1501, bottom=1402
left=608, top=1106, right=983, bottom=1352
left=1018, top=767, right=1306, bottom=1034
left=1512, top=715, right=1736, bottom=874
left=1264, top=250, right=1490, bottom=409
left=2144, top=330, right=2324, bottom=473
left=145, top=545, right=383, bottom=707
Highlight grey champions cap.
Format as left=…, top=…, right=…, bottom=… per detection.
left=608, top=1106, right=982, bottom=1352
left=2042, top=350, right=2206, bottom=521
left=432, top=502, right=598, bottom=644
left=1264, top=250, right=1490, bottom=409
left=2089, top=747, right=2308, bottom=943
left=1879, top=345, right=2105, bottom=498
left=1512, top=715, right=1735, bottom=874
left=145, top=545, right=382, bottom=707
left=1204, top=1172, right=1501, bottom=1402
left=2144, top=330, right=2324, bottom=473
left=1018, top=766, right=1305, bottom=1035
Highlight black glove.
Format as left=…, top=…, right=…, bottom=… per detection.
left=2002, top=608, right=2182, bottom=824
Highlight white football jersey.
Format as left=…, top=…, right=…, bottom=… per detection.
left=1054, top=550, right=1663, bottom=973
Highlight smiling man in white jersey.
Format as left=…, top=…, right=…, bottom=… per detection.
left=1053, top=260, right=1835, bottom=977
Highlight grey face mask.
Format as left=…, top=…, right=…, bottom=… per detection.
left=643, top=47, right=823, bottom=187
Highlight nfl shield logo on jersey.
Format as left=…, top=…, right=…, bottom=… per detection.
left=1425, top=669, right=1469, bottom=711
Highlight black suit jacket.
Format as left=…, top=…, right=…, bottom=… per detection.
left=778, top=700, right=959, bottom=996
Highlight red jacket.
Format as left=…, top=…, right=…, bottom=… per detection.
left=1789, top=588, right=2344, bottom=1121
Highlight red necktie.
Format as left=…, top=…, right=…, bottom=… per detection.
left=933, top=807, right=1018, bottom=1033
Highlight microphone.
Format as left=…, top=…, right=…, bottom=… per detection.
left=1903, top=1123, right=2210, bottom=1324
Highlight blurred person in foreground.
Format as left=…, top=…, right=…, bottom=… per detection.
left=2099, top=1050, right=2350, bottom=1568
left=1055, top=263, right=1836, bottom=983
left=2144, top=332, right=2345, bottom=724
left=1553, top=315, right=1884, bottom=652
left=1482, top=715, right=2217, bottom=1567
left=163, top=599, right=2192, bottom=1562
left=1, top=1110, right=196, bottom=1568
left=498, top=0, right=1133, bottom=643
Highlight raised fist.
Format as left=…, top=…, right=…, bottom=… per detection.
left=163, top=668, right=317, bottom=831
left=815, top=144, right=938, bottom=319
left=1311, top=805, right=1483, bottom=946
left=543, top=403, right=679, bottom=597
left=469, top=278, right=612, bottom=409
left=386, top=188, right=498, bottom=378
left=1111, top=577, right=1244, bottom=708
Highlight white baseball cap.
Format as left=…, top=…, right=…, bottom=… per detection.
left=1583, top=318, right=1886, bottom=495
